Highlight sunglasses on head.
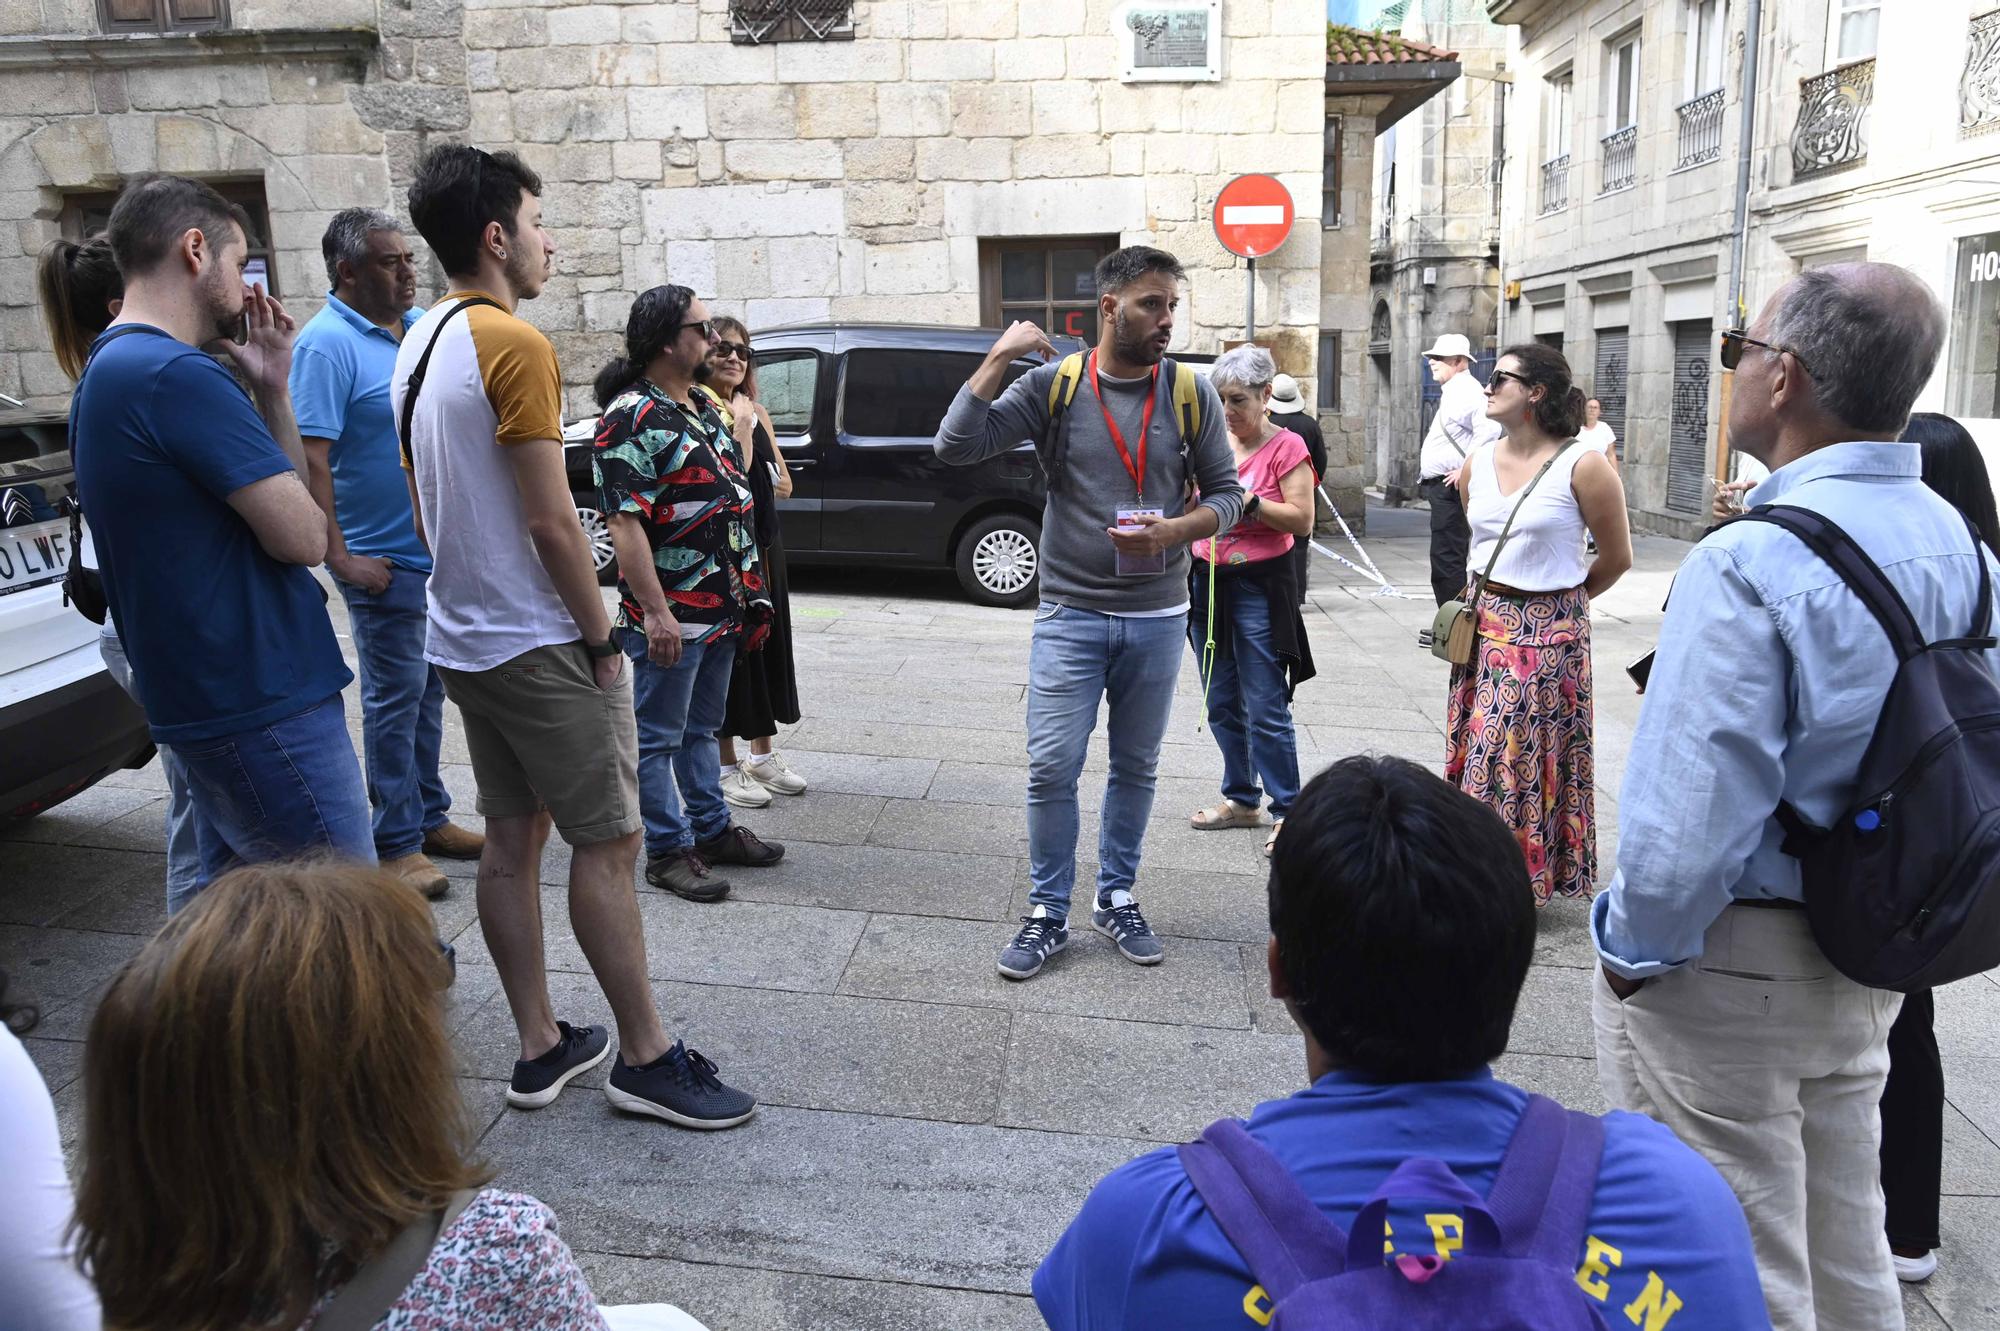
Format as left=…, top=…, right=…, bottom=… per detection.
left=1720, top=328, right=1816, bottom=378
left=711, top=341, right=750, bottom=361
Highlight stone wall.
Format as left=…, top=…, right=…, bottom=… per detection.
left=1, top=0, right=1331, bottom=421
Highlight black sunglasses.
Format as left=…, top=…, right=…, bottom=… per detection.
left=711, top=341, right=751, bottom=361
left=1487, top=368, right=1531, bottom=391
left=673, top=319, right=715, bottom=342
left=1720, top=328, right=1816, bottom=378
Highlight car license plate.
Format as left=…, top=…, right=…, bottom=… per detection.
left=0, top=516, right=74, bottom=597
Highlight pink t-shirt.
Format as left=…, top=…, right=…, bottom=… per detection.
left=1193, top=429, right=1311, bottom=567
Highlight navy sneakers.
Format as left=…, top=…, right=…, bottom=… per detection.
left=997, top=910, right=1070, bottom=980
left=1092, top=891, right=1164, bottom=965
left=508, top=1020, right=610, bottom=1109
left=605, top=1040, right=757, bottom=1130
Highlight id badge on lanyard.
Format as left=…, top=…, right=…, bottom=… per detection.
left=1091, top=352, right=1164, bottom=577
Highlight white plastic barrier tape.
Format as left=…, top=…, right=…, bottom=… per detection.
left=1309, top=485, right=1409, bottom=599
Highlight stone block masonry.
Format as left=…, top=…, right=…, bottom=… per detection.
left=0, top=0, right=1334, bottom=423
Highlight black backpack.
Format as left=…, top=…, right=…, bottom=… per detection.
left=1740, top=503, right=2000, bottom=991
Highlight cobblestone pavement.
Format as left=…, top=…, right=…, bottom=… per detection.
left=4, top=502, right=1994, bottom=1328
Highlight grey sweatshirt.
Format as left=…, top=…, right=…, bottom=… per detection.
left=934, top=361, right=1245, bottom=614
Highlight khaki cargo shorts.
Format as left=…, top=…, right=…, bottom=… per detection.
left=436, top=641, right=642, bottom=846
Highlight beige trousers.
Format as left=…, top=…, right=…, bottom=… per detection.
left=1592, top=904, right=1904, bottom=1331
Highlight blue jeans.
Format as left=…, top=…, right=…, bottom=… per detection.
left=98, top=624, right=210, bottom=913
left=1026, top=603, right=1184, bottom=916
left=1190, top=578, right=1300, bottom=819
left=620, top=628, right=734, bottom=857
left=173, top=694, right=375, bottom=900
left=339, top=566, right=451, bottom=859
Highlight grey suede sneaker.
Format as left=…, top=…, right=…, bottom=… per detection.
left=997, top=910, right=1069, bottom=980
left=1092, top=892, right=1164, bottom=965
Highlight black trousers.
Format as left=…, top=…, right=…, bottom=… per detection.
left=1419, top=478, right=1470, bottom=607
left=1879, top=987, right=1942, bottom=1251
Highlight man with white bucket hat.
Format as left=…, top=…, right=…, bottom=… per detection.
left=1415, top=333, right=1500, bottom=637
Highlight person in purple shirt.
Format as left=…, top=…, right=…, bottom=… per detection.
left=1036, top=755, right=1769, bottom=1331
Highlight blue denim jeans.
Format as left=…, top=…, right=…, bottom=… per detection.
left=620, top=628, right=735, bottom=857
left=338, top=566, right=451, bottom=859
left=1026, top=603, right=1184, bottom=917
left=98, top=623, right=209, bottom=914
left=173, top=694, right=374, bottom=901
left=1190, top=578, right=1300, bottom=819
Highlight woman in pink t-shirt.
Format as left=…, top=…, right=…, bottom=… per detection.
left=1188, top=345, right=1319, bottom=855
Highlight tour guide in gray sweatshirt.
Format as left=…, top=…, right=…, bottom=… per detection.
left=930, top=244, right=1244, bottom=984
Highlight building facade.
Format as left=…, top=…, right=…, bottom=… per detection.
left=0, top=0, right=1333, bottom=440
left=1366, top=0, right=1507, bottom=499
left=1492, top=0, right=2000, bottom=538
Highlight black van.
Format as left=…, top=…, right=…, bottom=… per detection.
left=568, top=323, right=1084, bottom=608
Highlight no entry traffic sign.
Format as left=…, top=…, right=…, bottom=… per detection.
left=1213, top=174, right=1295, bottom=259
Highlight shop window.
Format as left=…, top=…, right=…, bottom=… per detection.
left=1947, top=232, right=2000, bottom=420
left=62, top=179, right=277, bottom=295
left=98, top=0, right=228, bottom=33
left=977, top=237, right=1120, bottom=347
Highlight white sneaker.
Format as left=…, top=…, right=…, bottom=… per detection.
left=719, top=764, right=773, bottom=808
left=1893, top=1250, right=1937, bottom=1283
left=745, top=752, right=808, bottom=795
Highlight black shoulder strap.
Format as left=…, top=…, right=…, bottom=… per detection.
left=1731, top=503, right=1926, bottom=662
left=398, top=297, right=503, bottom=465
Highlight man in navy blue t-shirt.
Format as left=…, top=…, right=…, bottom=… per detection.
left=1036, top=756, right=1771, bottom=1330
left=71, top=174, right=367, bottom=906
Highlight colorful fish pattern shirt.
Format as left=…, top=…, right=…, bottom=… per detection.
left=592, top=378, right=769, bottom=643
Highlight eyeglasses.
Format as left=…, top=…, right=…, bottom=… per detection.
left=711, top=341, right=750, bottom=362
left=1487, top=369, right=1531, bottom=391
left=1720, top=329, right=1816, bottom=379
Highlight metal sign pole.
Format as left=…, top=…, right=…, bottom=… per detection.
left=1245, top=256, right=1256, bottom=341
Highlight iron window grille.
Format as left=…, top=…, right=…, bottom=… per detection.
left=1792, top=58, right=1874, bottom=178
left=1674, top=88, right=1726, bottom=168
left=728, top=0, right=854, bottom=44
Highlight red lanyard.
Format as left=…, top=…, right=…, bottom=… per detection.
left=1088, top=351, right=1157, bottom=502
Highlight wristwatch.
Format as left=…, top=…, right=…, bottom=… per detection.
left=1243, top=493, right=1262, bottom=520
left=584, top=638, right=620, bottom=659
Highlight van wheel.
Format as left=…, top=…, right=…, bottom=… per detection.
left=575, top=495, right=617, bottom=586
left=956, top=513, right=1040, bottom=608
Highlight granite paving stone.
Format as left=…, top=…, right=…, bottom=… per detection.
left=1012, top=860, right=1269, bottom=945
left=23, top=1034, right=86, bottom=1095
left=481, top=1102, right=1147, bottom=1293
left=576, top=1254, right=1045, bottom=1331
left=754, top=751, right=940, bottom=800
left=999, top=1011, right=1302, bottom=1143
left=1923, top=1196, right=2000, bottom=1329
left=716, top=839, right=1018, bottom=921
left=837, top=914, right=1252, bottom=1030
left=0, top=841, right=161, bottom=928
left=728, top=790, right=887, bottom=847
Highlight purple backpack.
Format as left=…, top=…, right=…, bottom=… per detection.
left=1176, top=1095, right=1611, bottom=1330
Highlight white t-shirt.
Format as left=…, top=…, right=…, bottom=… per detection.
left=1577, top=421, right=1617, bottom=456
left=1420, top=372, right=1505, bottom=480
left=1464, top=442, right=1591, bottom=593
left=0, top=1028, right=100, bottom=1330
left=393, top=292, right=578, bottom=673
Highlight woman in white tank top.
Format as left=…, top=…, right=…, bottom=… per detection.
left=1445, top=344, right=1632, bottom=906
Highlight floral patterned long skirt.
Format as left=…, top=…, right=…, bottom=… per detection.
left=1444, top=583, right=1596, bottom=905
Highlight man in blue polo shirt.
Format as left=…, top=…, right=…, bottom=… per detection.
left=293, top=208, right=483, bottom=901
left=1036, top=755, right=1770, bottom=1331
left=72, top=175, right=367, bottom=903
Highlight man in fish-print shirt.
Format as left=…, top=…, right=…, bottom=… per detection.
left=593, top=288, right=782, bottom=904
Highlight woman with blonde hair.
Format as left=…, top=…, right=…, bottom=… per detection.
left=71, top=860, right=706, bottom=1330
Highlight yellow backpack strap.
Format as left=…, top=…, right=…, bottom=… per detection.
left=1046, top=351, right=1085, bottom=417
left=1169, top=358, right=1200, bottom=441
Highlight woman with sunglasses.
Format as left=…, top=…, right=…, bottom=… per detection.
left=70, top=860, right=708, bottom=1330
left=699, top=316, right=807, bottom=809
left=1446, top=343, right=1632, bottom=906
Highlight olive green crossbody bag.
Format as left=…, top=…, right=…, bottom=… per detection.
left=1429, top=441, right=1574, bottom=666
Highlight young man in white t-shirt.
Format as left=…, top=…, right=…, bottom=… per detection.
left=398, top=144, right=754, bottom=1130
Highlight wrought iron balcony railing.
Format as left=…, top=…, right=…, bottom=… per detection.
left=1600, top=125, right=1637, bottom=194
left=1538, top=155, right=1570, bottom=216
left=1793, top=58, right=1874, bottom=178
left=1962, top=9, right=2000, bottom=136
left=728, top=0, right=854, bottom=44
left=1675, top=89, right=1725, bottom=169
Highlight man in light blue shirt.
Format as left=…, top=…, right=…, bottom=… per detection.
left=1592, top=264, right=1992, bottom=1331
left=292, top=208, right=483, bottom=899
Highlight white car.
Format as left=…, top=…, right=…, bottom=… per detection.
left=0, top=413, right=153, bottom=820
